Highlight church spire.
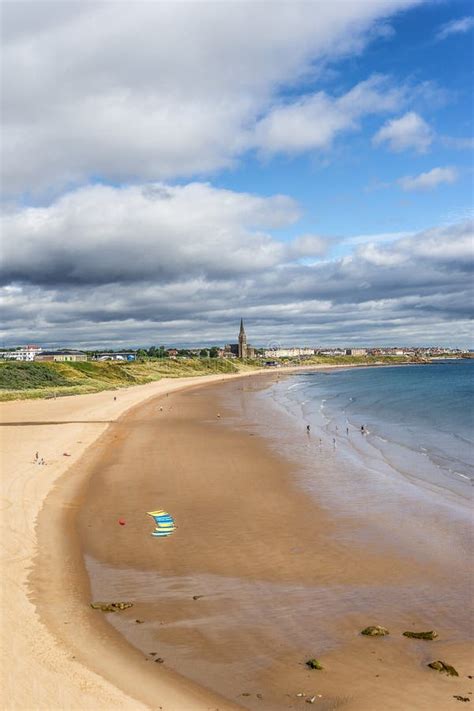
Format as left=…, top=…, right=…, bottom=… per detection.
left=238, top=318, right=247, bottom=358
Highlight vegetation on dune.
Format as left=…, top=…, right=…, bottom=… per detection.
left=0, top=358, right=254, bottom=401
left=0, top=362, right=72, bottom=390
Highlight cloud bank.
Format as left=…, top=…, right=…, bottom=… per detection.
left=1, top=183, right=472, bottom=348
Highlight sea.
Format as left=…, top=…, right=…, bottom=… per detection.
left=252, top=360, right=473, bottom=508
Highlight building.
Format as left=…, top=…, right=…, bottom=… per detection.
left=263, top=347, right=315, bottom=358
left=94, top=352, right=136, bottom=361
left=225, top=320, right=255, bottom=359
left=345, top=348, right=367, bottom=356
left=36, top=350, right=87, bottom=362
left=316, top=349, right=346, bottom=356
left=0, top=345, right=42, bottom=361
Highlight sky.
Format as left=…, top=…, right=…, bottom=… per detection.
left=1, top=0, right=473, bottom=349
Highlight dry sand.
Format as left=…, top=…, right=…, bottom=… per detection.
left=2, top=369, right=472, bottom=711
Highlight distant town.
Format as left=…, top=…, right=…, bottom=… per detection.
left=0, top=320, right=471, bottom=363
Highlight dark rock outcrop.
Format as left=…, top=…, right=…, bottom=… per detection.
left=90, top=601, right=133, bottom=612
left=361, top=625, right=389, bottom=636
left=306, top=658, right=323, bottom=670
left=403, top=630, right=438, bottom=640
left=427, top=660, right=459, bottom=676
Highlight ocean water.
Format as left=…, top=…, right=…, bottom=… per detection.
left=256, top=361, right=473, bottom=504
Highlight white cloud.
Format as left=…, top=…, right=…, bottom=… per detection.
left=287, top=234, right=331, bottom=259
left=1, top=182, right=301, bottom=285
left=254, top=75, right=405, bottom=155
left=1, top=0, right=421, bottom=195
left=344, top=231, right=413, bottom=246
left=356, top=243, right=407, bottom=267
left=357, top=221, right=473, bottom=267
left=436, top=16, right=474, bottom=40
left=398, top=166, right=459, bottom=191
left=373, top=112, right=433, bottom=153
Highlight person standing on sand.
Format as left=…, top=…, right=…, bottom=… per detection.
left=306, top=425, right=310, bottom=433
left=35, top=451, right=39, bottom=462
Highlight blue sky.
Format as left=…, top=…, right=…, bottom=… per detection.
left=1, top=0, right=473, bottom=348
left=218, top=0, right=473, bottom=243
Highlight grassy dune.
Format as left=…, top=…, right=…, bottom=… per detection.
left=0, top=359, right=256, bottom=401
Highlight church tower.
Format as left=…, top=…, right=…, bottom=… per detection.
left=238, top=318, right=247, bottom=359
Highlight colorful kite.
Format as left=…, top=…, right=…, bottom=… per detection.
left=147, top=510, right=176, bottom=537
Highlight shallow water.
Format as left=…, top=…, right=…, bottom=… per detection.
left=241, top=365, right=473, bottom=570
left=263, top=361, right=473, bottom=496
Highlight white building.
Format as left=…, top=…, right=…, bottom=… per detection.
left=0, top=345, right=42, bottom=361
left=345, top=348, right=367, bottom=356
left=263, top=347, right=315, bottom=358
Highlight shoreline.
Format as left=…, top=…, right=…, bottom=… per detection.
left=257, top=365, right=473, bottom=506
left=2, top=365, right=472, bottom=709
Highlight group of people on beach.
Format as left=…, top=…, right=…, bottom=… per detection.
left=35, top=451, right=46, bottom=466
left=305, top=423, right=366, bottom=443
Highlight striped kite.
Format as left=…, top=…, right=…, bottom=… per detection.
left=147, top=509, right=176, bottom=537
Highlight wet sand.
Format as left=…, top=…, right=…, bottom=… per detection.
left=49, top=375, right=473, bottom=710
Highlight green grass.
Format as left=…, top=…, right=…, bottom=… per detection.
left=0, top=358, right=255, bottom=401
left=0, top=362, right=73, bottom=390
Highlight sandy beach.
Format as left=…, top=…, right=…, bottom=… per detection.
left=2, top=369, right=472, bottom=710
left=1, top=374, right=249, bottom=711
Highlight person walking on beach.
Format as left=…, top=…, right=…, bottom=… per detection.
left=306, top=424, right=310, bottom=433
left=360, top=425, right=365, bottom=434
left=35, top=451, right=39, bottom=462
